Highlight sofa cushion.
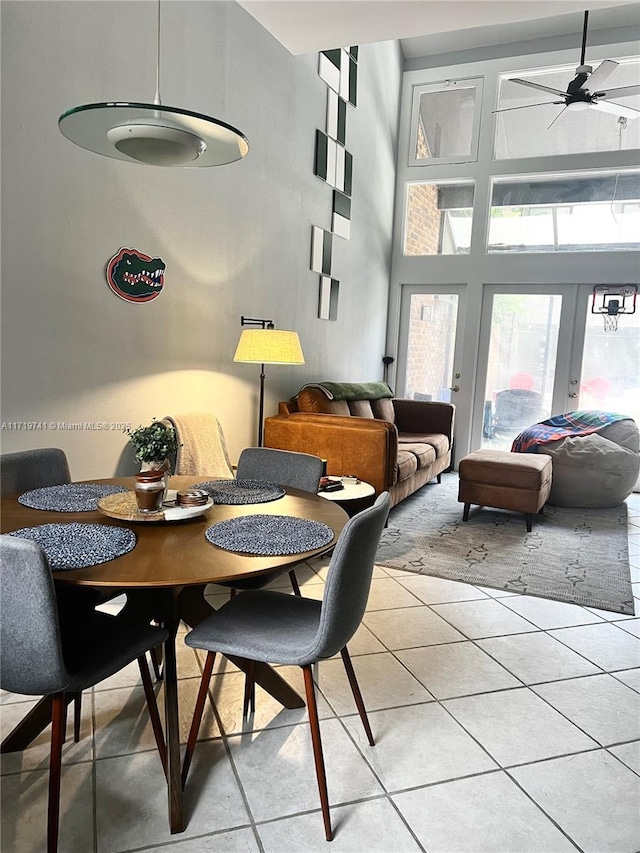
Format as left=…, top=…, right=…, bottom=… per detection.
left=399, top=443, right=436, bottom=470
left=395, top=450, right=418, bottom=484
left=348, top=400, right=374, bottom=418
left=399, top=432, right=449, bottom=458
left=371, top=398, right=395, bottom=422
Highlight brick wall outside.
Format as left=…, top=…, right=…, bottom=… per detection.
left=404, top=295, right=456, bottom=400
left=405, top=119, right=442, bottom=256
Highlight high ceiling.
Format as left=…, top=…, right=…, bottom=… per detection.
left=237, top=1, right=640, bottom=58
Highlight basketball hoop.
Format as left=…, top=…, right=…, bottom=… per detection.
left=591, top=285, right=637, bottom=332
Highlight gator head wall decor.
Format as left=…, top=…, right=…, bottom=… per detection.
left=106, top=248, right=165, bottom=303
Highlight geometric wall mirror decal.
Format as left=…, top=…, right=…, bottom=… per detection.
left=311, top=44, right=358, bottom=321
left=310, top=226, right=333, bottom=275
left=326, top=90, right=347, bottom=146
left=332, top=190, right=351, bottom=240
left=318, top=275, right=339, bottom=321
left=319, top=50, right=341, bottom=92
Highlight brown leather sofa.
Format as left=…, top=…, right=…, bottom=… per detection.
left=264, top=383, right=455, bottom=507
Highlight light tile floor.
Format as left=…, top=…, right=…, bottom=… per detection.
left=1, top=495, right=639, bottom=852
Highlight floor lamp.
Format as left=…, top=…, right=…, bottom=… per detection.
left=233, top=316, right=305, bottom=447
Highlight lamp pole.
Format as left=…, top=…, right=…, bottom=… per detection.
left=240, top=316, right=274, bottom=447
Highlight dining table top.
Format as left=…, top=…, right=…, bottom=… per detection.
left=0, top=476, right=349, bottom=589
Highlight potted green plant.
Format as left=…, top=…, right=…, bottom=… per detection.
left=126, top=420, right=178, bottom=472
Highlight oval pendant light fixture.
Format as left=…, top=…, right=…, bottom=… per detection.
left=58, top=1, right=248, bottom=167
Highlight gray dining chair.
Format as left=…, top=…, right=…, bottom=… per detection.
left=0, top=447, right=112, bottom=730
left=0, top=447, right=71, bottom=496
left=0, top=536, right=169, bottom=853
left=236, top=447, right=324, bottom=493
left=182, top=492, right=391, bottom=842
left=232, top=447, right=325, bottom=596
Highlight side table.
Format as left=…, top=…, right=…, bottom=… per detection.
left=318, top=477, right=376, bottom=517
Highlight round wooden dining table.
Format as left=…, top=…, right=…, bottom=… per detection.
left=0, top=476, right=349, bottom=835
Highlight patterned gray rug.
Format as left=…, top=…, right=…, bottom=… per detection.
left=376, top=474, right=634, bottom=615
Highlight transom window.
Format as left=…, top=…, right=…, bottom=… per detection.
left=409, top=78, right=483, bottom=166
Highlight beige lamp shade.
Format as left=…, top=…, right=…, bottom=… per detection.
left=233, top=329, right=305, bottom=365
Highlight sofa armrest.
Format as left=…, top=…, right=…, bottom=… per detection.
left=264, top=413, right=398, bottom=494
left=392, top=400, right=455, bottom=442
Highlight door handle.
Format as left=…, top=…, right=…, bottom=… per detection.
left=569, top=392, right=578, bottom=398
left=450, top=385, right=460, bottom=393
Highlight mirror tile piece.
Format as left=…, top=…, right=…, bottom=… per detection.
left=318, top=52, right=340, bottom=92
left=318, top=276, right=339, bottom=321
left=310, top=226, right=332, bottom=276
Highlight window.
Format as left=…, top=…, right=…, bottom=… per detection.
left=409, top=78, right=483, bottom=166
left=488, top=170, right=640, bottom=253
left=494, top=57, right=640, bottom=159
left=404, top=181, right=474, bottom=255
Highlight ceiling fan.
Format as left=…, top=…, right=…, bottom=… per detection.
left=495, top=10, right=640, bottom=127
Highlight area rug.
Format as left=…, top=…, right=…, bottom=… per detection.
left=376, top=474, right=634, bottom=615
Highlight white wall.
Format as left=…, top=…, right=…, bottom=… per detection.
left=0, top=0, right=402, bottom=477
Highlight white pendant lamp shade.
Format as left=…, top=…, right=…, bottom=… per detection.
left=58, top=1, right=249, bottom=168
left=59, top=103, right=249, bottom=167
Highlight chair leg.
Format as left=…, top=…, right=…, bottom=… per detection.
left=149, top=645, right=163, bottom=682
left=289, top=570, right=301, bottom=597
left=138, top=656, right=168, bottom=778
left=525, top=513, right=532, bottom=533
left=340, top=647, right=374, bottom=746
left=72, top=693, right=82, bottom=743
left=243, top=660, right=256, bottom=717
left=462, top=503, right=470, bottom=522
left=437, top=473, right=442, bottom=484
left=182, top=651, right=216, bottom=789
left=48, top=692, right=67, bottom=853
left=302, top=665, right=332, bottom=842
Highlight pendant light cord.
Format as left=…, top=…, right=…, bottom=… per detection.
left=154, top=0, right=162, bottom=105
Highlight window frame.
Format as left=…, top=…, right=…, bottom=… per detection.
left=408, top=76, right=484, bottom=167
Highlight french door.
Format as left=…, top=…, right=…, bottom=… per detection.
left=396, top=284, right=470, bottom=456
left=473, top=284, right=640, bottom=450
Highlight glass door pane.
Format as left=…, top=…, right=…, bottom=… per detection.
left=576, top=290, right=640, bottom=425
left=404, top=293, right=459, bottom=403
left=481, top=293, right=562, bottom=449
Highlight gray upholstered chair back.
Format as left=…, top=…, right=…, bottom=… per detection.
left=237, top=447, right=324, bottom=493
left=310, top=492, right=390, bottom=661
left=0, top=536, right=70, bottom=695
left=0, top=448, right=71, bottom=496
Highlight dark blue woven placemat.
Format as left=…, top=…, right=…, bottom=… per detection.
left=8, top=523, right=136, bottom=570
left=205, top=515, right=334, bottom=555
left=18, top=483, right=128, bottom=512
left=193, top=479, right=285, bottom=505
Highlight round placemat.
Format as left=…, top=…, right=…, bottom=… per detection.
left=18, top=483, right=128, bottom=512
left=8, top=523, right=136, bottom=570
left=205, top=514, right=334, bottom=555
left=193, top=479, right=285, bottom=505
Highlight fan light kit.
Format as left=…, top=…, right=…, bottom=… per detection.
left=58, top=1, right=249, bottom=167
left=495, top=10, right=640, bottom=128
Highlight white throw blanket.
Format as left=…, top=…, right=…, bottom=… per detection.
left=162, top=413, right=234, bottom=478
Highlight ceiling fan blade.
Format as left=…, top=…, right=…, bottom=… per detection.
left=493, top=101, right=564, bottom=114
left=584, top=60, right=619, bottom=93
left=593, top=84, right=640, bottom=100
left=590, top=100, right=640, bottom=120
left=508, top=78, right=567, bottom=97
left=547, top=107, right=568, bottom=130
